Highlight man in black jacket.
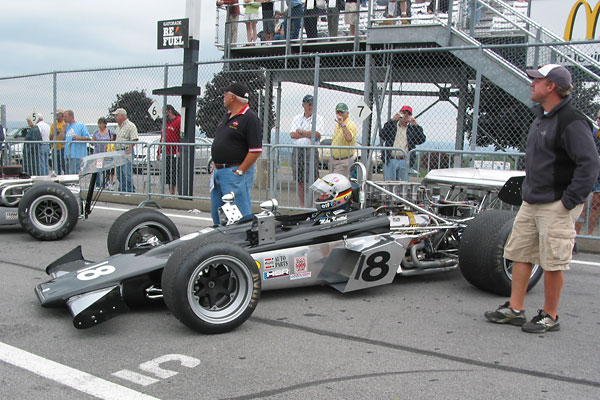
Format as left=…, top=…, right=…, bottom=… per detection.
left=379, top=105, right=425, bottom=181
left=485, top=65, right=600, bottom=333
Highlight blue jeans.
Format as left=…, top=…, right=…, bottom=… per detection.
left=53, top=148, right=65, bottom=175
left=116, top=160, right=135, bottom=192
left=40, top=144, right=49, bottom=175
left=289, top=5, right=303, bottom=40
left=211, top=165, right=255, bottom=224
left=66, top=158, right=81, bottom=174
left=383, top=158, right=408, bottom=181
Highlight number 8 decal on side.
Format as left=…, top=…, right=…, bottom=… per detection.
left=354, top=251, right=390, bottom=282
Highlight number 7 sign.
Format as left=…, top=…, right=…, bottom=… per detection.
left=350, top=100, right=372, bottom=124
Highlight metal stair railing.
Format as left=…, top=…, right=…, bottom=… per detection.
left=460, top=0, right=600, bottom=82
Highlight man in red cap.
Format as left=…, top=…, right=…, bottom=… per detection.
left=379, top=105, right=425, bottom=181
left=485, top=64, right=600, bottom=333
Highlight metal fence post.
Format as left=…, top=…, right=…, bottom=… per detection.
left=0, top=104, right=5, bottom=166
left=160, top=64, right=168, bottom=196
left=308, top=55, right=321, bottom=206
left=52, top=71, right=58, bottom=174
left=470, top=46, right=484, bottom=159
left=271, top=80, right=283, bottom=199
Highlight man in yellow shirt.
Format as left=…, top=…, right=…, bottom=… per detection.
left=49, top=108, right=66, bottom=174
left=331, top=103, right=357, bottom=178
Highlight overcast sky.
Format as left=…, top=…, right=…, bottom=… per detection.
left=0, top=0, right=221, bottom=77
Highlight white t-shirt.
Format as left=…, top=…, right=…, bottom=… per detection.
left=289, top=113, right=324, bottom=146
left=37, top=121, right=51, bottom=142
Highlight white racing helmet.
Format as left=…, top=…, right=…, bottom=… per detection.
left=310, top=173, right=353, bottom=212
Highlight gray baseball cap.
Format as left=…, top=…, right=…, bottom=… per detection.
left=526, top=64, right=572, bottom=88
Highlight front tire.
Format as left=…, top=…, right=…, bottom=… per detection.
left=458, top=210, right=543, bottom=296
left=162, top=242, right=260, bottom=334
left=18, top=182, right=79, bottom=240
left=107, top=208, right=179, bottom=255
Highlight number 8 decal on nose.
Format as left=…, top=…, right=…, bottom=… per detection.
left=76, top=262, right=116, bottom=281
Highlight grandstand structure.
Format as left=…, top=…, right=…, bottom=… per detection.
left=214, top=0, right=600, bottom=157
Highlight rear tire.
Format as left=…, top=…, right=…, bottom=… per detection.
left=18, top=182, right=79, bottom=240
left=107, top=208, right=179, bottom=255
left=458, top=210, right=543, bottom=296
left=162, top=241, right=260, bottom=334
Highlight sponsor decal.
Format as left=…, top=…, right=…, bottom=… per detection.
left=564, top=1, right=600, bottom=40
left=294, top=256, right=308, bottom=273
left=274, top=255, right=288, bottom=268
left=233, top=121, right=239, bottom=126
left=290, top=272, right=312, bottom=280
left=318, top=214, right=348, bottom=225
left=263, top=268, right=289, bottom=280
left=264, top=257, right=275, bottom=269
left=5, top=211, right=17, bottom=220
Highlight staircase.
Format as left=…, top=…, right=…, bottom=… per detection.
left=367, top=0, right=600, bottom=108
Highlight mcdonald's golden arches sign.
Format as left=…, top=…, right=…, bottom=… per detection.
left=564, top=0, right=600, bottom=40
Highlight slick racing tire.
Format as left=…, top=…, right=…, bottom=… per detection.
left=107, top=208, right=180, bottom=255
left=18, top=182, right=79, bottom=241
left=458, top=210, right=542, bottom=296
left=162, top=241, right=261, bottom=334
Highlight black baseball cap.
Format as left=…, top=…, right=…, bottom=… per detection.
left=223, top=82, right=250, bottom=99
left=302, top=94, right=313, bottom=104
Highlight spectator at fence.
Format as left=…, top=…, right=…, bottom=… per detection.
left=383, top=1, right=412, bottom=25
left=92, top=117, right=114, bottom=188
left=304, top=0, right=320, bottom=39
left=380, top=105, right=425, bottom=181
left=34, top=113, right=51, bottom=175
left=485, top=65, right=600, bottom=333
left=287, top=0, right=304, bottom=40
left=210, top=82, right=262, bottom=224
left=331, top=102, right=357, bottom=178
left=259, top=0, right=275, bottom=41
left=326, top=0, right=344, bottom=37
left=345, top=0, right=360, bottom=36
left=273, top=11, right=286, bottom=40
left=112, top=108, right=138, bottom=193
left=243, top=0, right=260, bottom=44
left=23, top=115, right=42, bottom=176
left=217, top=0, right=241, bottom=44
left=63, top=110, right=91, bottom=175
left=427, top=0, right=448, bottom=13
left=290, top=94, right=323, bottom=207
left=158, top=105, right=181, bottom=196
left=50, top=108, right=66, bottom=175
left=576, top=109, right=600, bottom=236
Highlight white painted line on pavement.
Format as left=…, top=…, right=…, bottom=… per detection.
left=571, top=260, right=600, bottom=267
left=94, top=205, right=213, bottom=222
left=0, top=342, right=160, bottom=400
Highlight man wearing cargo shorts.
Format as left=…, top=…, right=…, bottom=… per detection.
left=485, top=64, right=600, bottom=333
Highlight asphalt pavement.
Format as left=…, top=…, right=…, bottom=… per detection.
left=1, top=203, right=599, bottom=400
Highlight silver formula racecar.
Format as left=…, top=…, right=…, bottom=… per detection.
left=35, top=163, right=539, bottom=334
left=1, top=152, right=129, bottom=240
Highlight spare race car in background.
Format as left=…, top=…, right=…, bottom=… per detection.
left=35, top=163, right=538, bottom=335
left=0, top=152, right=129, bottom=240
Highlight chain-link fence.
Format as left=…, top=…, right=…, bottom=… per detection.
left=1, top=0, right=599, bottom=238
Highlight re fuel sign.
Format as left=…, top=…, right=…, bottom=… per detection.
left=157, top=19, right=189, bottom=49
